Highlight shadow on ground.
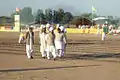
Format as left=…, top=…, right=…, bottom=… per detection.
left=64, top=53, right=120, bottom=63
left=0, top=65, right=100, bottom=72
left=0, top=49, right=120, bottom=63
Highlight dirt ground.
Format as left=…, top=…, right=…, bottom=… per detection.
left=0, top=32, right=120, bottom=80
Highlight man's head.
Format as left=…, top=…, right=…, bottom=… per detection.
left=59, top=26, right=64, bottom=32
left=42, top=28, right=46, bottom=33
left=57, top=27, right=62, bottom=33
left=41, top=25, right=46, bottom=33
left=56, top=24, right=60, bottom=29
left=49, top=27, right=54, bottom=33
left=28, top=27, right=33, bottom=32
left=105, top=21, right=108, bottom=26
left=46, top=23, right=50, bottom=28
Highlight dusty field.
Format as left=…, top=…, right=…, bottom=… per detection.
left=0, top=32, right=120, bottom=80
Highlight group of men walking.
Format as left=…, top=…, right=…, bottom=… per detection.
left=18, top=21, right=110, bottom=60
left=19, top=24, right=67, bottom=60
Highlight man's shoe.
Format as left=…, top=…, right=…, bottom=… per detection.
left=42, top=57, right=46, bottom=59
left=30, top=56, right=33, bottom=59
left=53, top=58, right=56, bottom=61
left=47, top=57, right=51, bottom=60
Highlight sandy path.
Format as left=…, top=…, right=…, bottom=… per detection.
left=0, top=32, right=120, bottom=80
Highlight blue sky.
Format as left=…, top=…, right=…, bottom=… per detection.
left=0, top=0, right=120, bottom=16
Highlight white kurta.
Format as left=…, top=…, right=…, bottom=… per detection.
left=55, top=32, right=67, bottom=57
left=102, top=32, right=106, bottom=41
left=39, top=32, right=47, bottom=57
left=45, top=33, right=56, bottom=59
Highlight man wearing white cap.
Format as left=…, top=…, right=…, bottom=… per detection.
left=59, top=26, right=67, bottom=57
left=55, top=27, right=67, bottom=58
left=46, top=23, right=50, bottom=33
left=45, top=27, right=56, bottom=60
left=39, top=25, right=47, bottom=58
left=56, top=24, right=60, bottom=28
left=59, top=26, right=67, bottom=33
left=54, top=24, right=60, bottom=34
left=102, top=22, right=109, bottom=41
left=25, top=27, right=34, bottom=59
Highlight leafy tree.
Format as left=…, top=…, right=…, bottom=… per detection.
left=57, top=8, right=64, bottom=24
left=20, top=7, right=34, bottom=24
left=34, top=9, right=45, bottom=22
left=10, top=7, right=74, bottom=24
left=62, top=12, right=73, bottom=24
left=80, top=13, right=97, bottom=20
left=52, top=10, right=58, bottom=23
left=45, top=8, right=53, bottom=23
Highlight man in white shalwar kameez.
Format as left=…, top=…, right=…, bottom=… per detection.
left=55, top=27, right=67, bottom=58
left=39, top=25, right=47, bottom=58
left=59, top=26, right=67, bottom=57
left=45, top=27, right=56, bottom=60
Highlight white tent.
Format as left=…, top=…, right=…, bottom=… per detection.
left=92, top=17, right=108, bottom=21
left=92, top=17, right=108, bottom=24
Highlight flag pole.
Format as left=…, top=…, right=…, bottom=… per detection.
left=92, top=5, right=97, bottom=27
left=92, top=6, right=93, bottom=27
left=92, top=10, right=93, bottom=27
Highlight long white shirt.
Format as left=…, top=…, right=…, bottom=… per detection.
left=39, top=32, right=47, bottom=52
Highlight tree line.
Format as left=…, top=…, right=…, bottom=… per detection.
left=11, top=7, right=73, bottom=25
left=9, top=7, right=120, bottom=27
